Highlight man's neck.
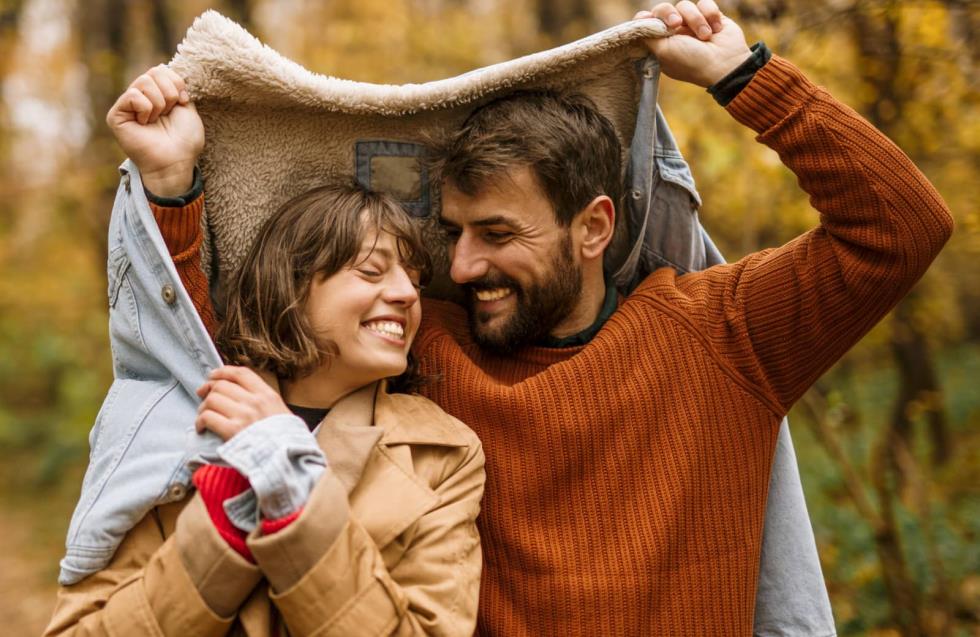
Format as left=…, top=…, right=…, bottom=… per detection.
left=545, top=267, right=612, bottom=344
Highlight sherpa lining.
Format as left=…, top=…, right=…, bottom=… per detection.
left=169, top=10, right=669, bottom=297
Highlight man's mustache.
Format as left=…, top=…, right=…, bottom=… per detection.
left=463, top=273, right=522, bottom=296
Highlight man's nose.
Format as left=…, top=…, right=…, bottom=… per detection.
left=449, top=235, right=489, bottom=284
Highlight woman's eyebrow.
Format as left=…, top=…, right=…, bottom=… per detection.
left=358, top=246, right=396, bottom=261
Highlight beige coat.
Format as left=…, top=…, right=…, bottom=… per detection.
left=44, top=384, right=485, bottom=636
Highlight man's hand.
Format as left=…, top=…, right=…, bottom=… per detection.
left=196, top=366, right=291, bottom=441
left=635, top=1, right=752, bottom=88
left=106, top=65, right=204, bottom=197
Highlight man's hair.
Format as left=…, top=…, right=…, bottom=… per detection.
left=427, top=89, right=624, bottom=226
left=216, top=182, right=432, bottom=385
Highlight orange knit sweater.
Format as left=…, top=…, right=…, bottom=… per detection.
left=153, top=56, right=952, bottom=636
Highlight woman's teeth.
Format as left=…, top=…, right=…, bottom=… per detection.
left=364, top=321, right=404, bottom=338
left=475, top=288, right=512, bottom=302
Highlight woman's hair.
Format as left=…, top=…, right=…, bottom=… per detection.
left=216, top=181, right=432, bottom=389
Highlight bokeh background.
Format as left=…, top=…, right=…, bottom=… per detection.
left=0, top=0, right=977, bottom=635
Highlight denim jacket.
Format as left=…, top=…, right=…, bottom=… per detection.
left=60, top=58, right=834, bottom=636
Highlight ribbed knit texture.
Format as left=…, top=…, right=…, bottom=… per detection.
left=149, top=196, right=216, bottom=336
left=158, top=55, right=952, bottom=636
left=260, top=507, right=303, bottom=535
left=411, top=56, right=952, bottom=636
left=192, top=465, right=254, bottom=561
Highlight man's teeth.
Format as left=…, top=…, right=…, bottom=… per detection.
left=364, top=321, right=404, bottom=338
left=475, top=288, right=512, bottom=302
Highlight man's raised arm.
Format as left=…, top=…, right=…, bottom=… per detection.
left=637, top=2, right=953, bottom=415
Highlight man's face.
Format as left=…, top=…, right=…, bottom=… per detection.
left=439, top=167, right=583, bottom=352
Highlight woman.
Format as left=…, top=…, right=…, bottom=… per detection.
left=45, top=67, right=484, bottom=637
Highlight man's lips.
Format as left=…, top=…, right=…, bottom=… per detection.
left=474, top=287, right=513, bottom=302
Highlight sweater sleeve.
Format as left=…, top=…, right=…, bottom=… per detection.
left=641, top=55, right=953, bottom=415
left=148, top=195, right=217, bottom=337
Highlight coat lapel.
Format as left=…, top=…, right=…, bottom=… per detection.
left=258, top=377, right=470, bottom=551
left=315, top=383, right=383, bottom=494
left=313, top=382, right=446, bottom=549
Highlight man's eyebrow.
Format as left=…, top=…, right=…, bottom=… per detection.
left=438, top=215, right=519, bottom=228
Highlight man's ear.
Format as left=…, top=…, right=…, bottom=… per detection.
left=575, top=195, right=615, bottom=261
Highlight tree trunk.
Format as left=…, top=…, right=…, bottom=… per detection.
left=536, top=0, right=592, bottom=41
left=76, top=0, right=129, bottom=266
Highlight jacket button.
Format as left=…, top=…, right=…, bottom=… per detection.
left=168, top=483, right=187, bottom=500
left=161, top=283, right=176, bottom=305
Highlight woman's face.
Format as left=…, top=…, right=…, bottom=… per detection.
left=304, top=223, right=422, bottom=387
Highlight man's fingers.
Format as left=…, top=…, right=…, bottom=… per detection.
left=648, top=2, right=682, bottom=28
left=158, top=64, right=189, bottom=103
left=132, top=75, right=166, bottom=123
left=146, top=65, right=182, bottom=115
left=107, top=87, right=148, bottom=127
left=697, top=0, right=724, bottom=32
left=675, top=0, right=713, bottom=40
left=124, top=88, right=154, bottom=126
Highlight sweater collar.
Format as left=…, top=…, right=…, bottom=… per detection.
left=538, top=275, right=619, bottom=348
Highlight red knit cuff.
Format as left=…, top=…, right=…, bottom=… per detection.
left=192, top=465, right=255, bottom=563
left=260, top=507, right=303, bottom=536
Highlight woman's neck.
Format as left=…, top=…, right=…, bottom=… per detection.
left=279, top=365, right=368, bottom=409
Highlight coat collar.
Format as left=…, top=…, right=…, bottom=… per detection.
left=258, top=372, right=470, bottom=449
left=257, top=374, right=470, bottom=548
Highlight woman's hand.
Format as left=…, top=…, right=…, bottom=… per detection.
left=106, top=64, right=204, bottom=197
left=635, top=0, right=752, bottom=88
left=196, top=366, right=291, bottom=441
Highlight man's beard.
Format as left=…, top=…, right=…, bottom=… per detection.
left=464, top=233, right=582, bottom=353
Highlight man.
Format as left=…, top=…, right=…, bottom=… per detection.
left=107, top=1, right=952, bottom=634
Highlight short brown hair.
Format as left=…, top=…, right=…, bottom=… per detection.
left=216, top=182, right=432, bottom=384
left=427, top=90, right=623, bottom=226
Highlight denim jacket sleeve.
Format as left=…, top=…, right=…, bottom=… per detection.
left=58, top=161, right=225, bottom=587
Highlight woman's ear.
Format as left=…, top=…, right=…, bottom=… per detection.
left=576, top=195, right=615, bottom=261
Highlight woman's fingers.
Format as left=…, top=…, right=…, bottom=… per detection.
left=209, top=365, right=272, bottom=395
left=198, top=387, right=247, bottom=420
left=196, top=380, right=212, bottom=399
left=196, top=409, right=233, bottom=438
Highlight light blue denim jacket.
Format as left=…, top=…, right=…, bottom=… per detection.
left=60, top=58, right=834, bottom=636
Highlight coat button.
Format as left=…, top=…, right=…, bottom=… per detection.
left=168, top=483, right=187, bottom=500
left=161, top=283, right=176, bottom=305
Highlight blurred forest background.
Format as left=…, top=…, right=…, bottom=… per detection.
left=0, top=0, right=976, bottom=635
